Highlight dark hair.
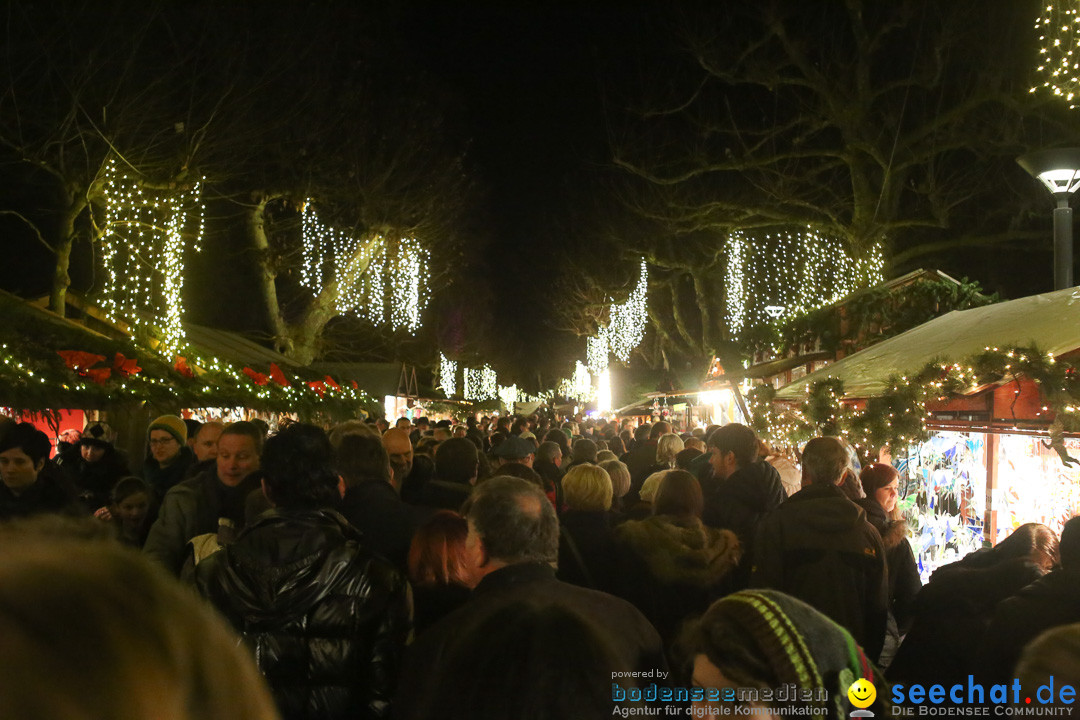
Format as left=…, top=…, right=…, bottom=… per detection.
left=435, top=438, right=479, bottom=485
left=800, top=436, right=848, bottom=486
left=536, top=441, right=562, bottom=464
left=0, top=423, right=52, bottom=465
left=634, top=424, right=652, bottom=442
left=336, top=433, right=391, bottom=486
left=707, top=424, right=759, bottom=468
left=859, top=463, right=898, bottom=497
left=652, top=470, right=704, bottom=518
left=424, top=601, right=624, bottom=720
left=490, top=462, right=543, bottom=489
left=511, top=418, right=529, bottom=434
left=408, top=511, right=471, bottom=587
left=571, top=438, right=597, bottom=464
left=606, top=435, right=626, bottom=456
left=220, top=421, right=264, bottom=456
left=260, top=424, right=339, bottom=510
left=111, top=477, right=150, bottom=506
left=463, top=477, right=558, bottom=564
left=183, top=418, right=202, bottom=440
left=1061, top=517, right=1080, bottom=570
left=543, top=429, right=570, bottom=457
left=649, top=422, right=670, bottom=440
left=675, top=447, right=703, bottom=470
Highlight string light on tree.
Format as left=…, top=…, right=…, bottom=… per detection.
left=498, top=384, right=519, bottom=408
left=1031, top=2, right=1080, bottom=108
left=437, top=352, right=457, bottom=397
left=586, top=333, right=609, bottom=374
left=558, top=361, right=595, bottom=402
left=463, top=365, right=498, bottom=401
left=300, top=203, right=430, bottom=333
left=724, top=227, right=884, bottom=340
left=608, top=259, right=649, bottom=362
left=99, top=158, right=205, bottom=355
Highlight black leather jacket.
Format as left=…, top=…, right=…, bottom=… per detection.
left=195, top=507, right=411, bottom=720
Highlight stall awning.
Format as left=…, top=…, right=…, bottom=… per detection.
left=776, top=286, right=1080, bottom=400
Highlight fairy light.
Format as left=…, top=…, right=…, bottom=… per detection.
left=498, top=384, right=519, bottom=408
left=725, top=227, right=884, bottom=340
left=99, top=157, right=204, bottom=355
left=438, top=352, right=457, bottom=397
left=608, top=259, right=649, bottom=362
left=463, top=365, right=498, bottom=401
left=1031, top=2, right=1080, bottom=107
left=586, top=332, right=609, bottom=374
left=597, top=367, right=612, bottom=413
left=301, top=202, right=430, bottom=333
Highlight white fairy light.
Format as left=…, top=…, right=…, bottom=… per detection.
left=597, top=367, right=612, bottom=413
left=498, top=384, right=519, bottom=408
left=608, top=259, right=648, bottom=362
left=463, top=365, right=498, bottom=401
left=586, top=332, right=609, bottom=374
left=724, top=227, right=884, bottom=340
left=301, top=203, right=430, bottom=333
left=438, top=352, right=457, bottom=397
left=99, top=157, right=204, bottom=355
left=1031, top=2, right=1080, bottom=108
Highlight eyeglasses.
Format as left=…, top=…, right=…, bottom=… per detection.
left=148, top=437, right=177, bottom=447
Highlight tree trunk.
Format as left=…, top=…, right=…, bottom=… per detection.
left=49, top=195, right=87, bottom=317
left=249, top=196, right=294, bottom=355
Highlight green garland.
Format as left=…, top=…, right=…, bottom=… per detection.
left=752, top=345, right=1080, bottom=464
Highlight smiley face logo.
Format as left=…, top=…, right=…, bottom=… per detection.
left=847, top=678, right=876, bottom=709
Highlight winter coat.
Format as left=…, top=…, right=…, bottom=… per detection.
left=976, top=568, right=1080, bottom=683
left=394, top=562, right=666, bottom=720
left=141, top=445, right=196, bottom=501
left=751, top=481, right=889, bottom=661
left=56, top=444, right=130, bottom=511
left=411, top=582, right=471, bottom=636
left=887, top=555, right=1045, bottom=687
left=622, top=440, right=659, bottom=503
left=616, top=514, right=742, bottom=645
left=702, top=460, right=786, bottom=588
left=143, top=468, right=260, bottom=574
left=196, top=508, right=410, bottom=720
left=339, top=479, right=416, bottom=572
left=557, top=509, right=631, bottom=596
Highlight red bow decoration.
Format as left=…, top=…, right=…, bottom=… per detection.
left=269, top=363, right=290, bottom=387
left=243, top=367, right=269, bottom=385
left=351, top=380, right=359, bottom=390
left=85, top=367, right=112, bottom=385
left=58, top=350, right=106, bottom=373
left=324, top=375, right=341, bottom=391
left=113, top=352, right=141, bottom=378
left=307, top=380, right=326, bottom=397
left=174, top=356, right=195, bottom=379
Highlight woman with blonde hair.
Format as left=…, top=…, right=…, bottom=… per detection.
left=655, top=433, right=685, bottom=469
left=557, top=464, right=629, bottom=597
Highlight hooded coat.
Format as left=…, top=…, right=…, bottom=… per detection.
left=616, top=514, right=741, bottom=644
left=751, top=481, right=889, bottom=661
left=195, top=508, right=410, bottom=720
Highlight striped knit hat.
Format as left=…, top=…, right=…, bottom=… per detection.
left=691, top=590, right=888, bottom=720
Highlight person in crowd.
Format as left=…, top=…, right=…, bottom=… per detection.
left=490, top=462, right=545, bottom=491
left=1015, top=623, right=1080, bottom=709
left=196, top=423, right=410, bottom=720
left=558, top=464, right=627, bottom=595
left=56, top=420, right=130, bottom=512
left=543, top=427, right=571, bottom=460
left=187, top=420, right=225, bottom=476
left=383, top=427, right=433, bottom=501
left=762, top=441, right=801, bottom=497
left=409, top=417, right=431, bottom=447
left=420, top=601, right=626, bottom=720
left=142, top=415, right=196, bottom=500
left=451, top=424, right=467, bottom=439
left=328, top=419, right=380, bottom=448
left=395, top=476, right=666, bottom=720
left=0, top=422, right=82, bottom=520
left=96, top=476, right=153, bottom=548
left=652, top=432, right=684, bottom=472
left=599, top=459, right=631, bottom=514
left=418, top=436, right=478, bottom=512
left=675, top=446, right=703, bottom=471
left=680, top=590, right=889, bottom=718
left=684, top=437, right=706, bottom=454
left=889, top=522, right=1059, bottom=686
left=978, top=516, right=1080, bottom=683
left=184, top=418, right=202, bottom=452
left=751, top=436, right=888, bottom=661
left=375, top=418, right=389, bottom=434
left=55, top=427, right=82, bottom=456
left=616, top=470, right=741, bottom=646
left=625, top=468, right=670, bottom=520
left=564, top=438, right=598, bottom=469
left=533, top=440, right=564, bottom=490
left=395, top=416, right=412, bottom=431
left=704, top=423, right=786, bottom=587
left=408, top=510, right=475, bottom=634
left=337, top=433, right=416, bottom=572
left=143, top=421, right=262, bottom=574
left=606, top=434, right=626, bottom=457
left=624, top=422, right=667, bottom=502
left=855, top=462, right=920, bottom=668
left=0, top=532, right=279, bottom=720
left=490, top=434, right=535, bottom=469
left=596, top=449, right=617, bottom=464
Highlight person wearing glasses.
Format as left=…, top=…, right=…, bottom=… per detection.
left=142, top=415, right=196, bottom=501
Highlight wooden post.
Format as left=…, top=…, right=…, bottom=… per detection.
left=985, top=431, right=999, bottom=547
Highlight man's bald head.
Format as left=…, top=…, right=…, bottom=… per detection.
left=382, top=428, right=414, bottom=484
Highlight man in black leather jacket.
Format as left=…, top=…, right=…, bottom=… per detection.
left=196, top=424, right=411, bottom=720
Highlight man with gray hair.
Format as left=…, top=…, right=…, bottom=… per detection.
left=394, top=477, right=665, bottom=720
left=751, top=436, right=889, bottom=662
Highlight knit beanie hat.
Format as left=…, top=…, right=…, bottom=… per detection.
left=80, top=421, right=116, bottom=447
left=692, top=590, right=889, bottom=720
left=148, top=415, right=187, bottom=445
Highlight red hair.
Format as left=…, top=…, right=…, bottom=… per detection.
left=407, top=510, right=472, bottom=587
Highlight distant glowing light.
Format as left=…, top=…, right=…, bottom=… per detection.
left=608, top=259, right=649, bottom=362
left=597, top=368, right=612, bottom=413
left=438, top=352, right=457, bottom=397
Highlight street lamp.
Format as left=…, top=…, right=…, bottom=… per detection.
left=1018, top=148, right=1080, bottom=290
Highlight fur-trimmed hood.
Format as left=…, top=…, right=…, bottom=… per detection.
left=616, top=515, right=741, bottom=587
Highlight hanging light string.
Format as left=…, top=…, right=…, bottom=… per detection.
left=1032, top=2, right=1080, bottom=108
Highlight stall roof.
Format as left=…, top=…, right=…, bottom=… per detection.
left=775, top=286, right=1080, bottom=400
left=184, top=324, right=298, bottom=370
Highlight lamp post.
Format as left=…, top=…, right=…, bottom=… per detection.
left=1018, top=148, right=1080, bottom=290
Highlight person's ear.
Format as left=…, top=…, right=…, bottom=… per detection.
left=33, top=459, right=45, bottom=474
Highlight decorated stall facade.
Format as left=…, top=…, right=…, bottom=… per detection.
left=761, top=287, right=1080, bottom=576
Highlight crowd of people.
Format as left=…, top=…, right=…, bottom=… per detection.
left=1, top=410, right=1078, bottom=719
